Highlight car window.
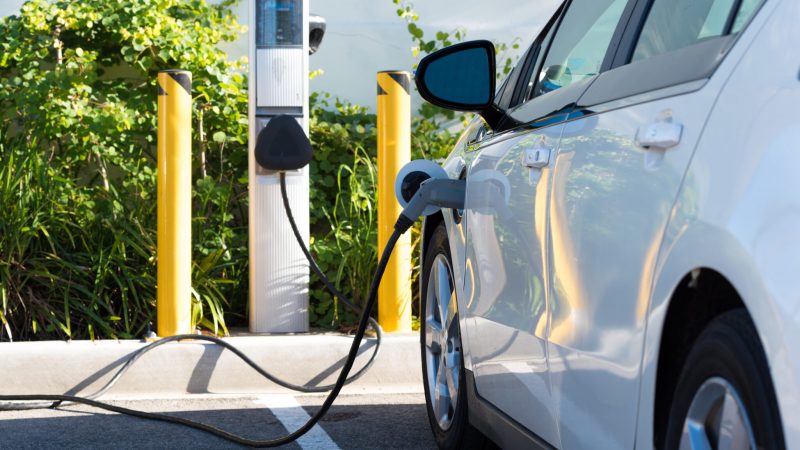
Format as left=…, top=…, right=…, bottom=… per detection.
left=523, top=0, right=629, bottom=102
left=632, top=0, right=762, bottom=62
left=731, top=0, right=761, bottom=33
left=521, top=23, right=557, bottom=102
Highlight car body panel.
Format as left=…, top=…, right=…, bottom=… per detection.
left=421, top=0, right=799, bottom=447
left=546, top=85, right=721, bottom=448
left=438, top=118, right=485, bottom=373
left=463, top=123, right=564, bottom=445
left=636, top=0, right=799, bottom=447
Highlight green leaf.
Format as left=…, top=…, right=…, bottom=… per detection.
left=407, top=23, right=423, bottom=39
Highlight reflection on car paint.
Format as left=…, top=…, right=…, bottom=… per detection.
left=464, top=124, right=563, bottom=444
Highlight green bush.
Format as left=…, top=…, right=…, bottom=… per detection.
left=0, top=0, right=248, bottom=341
left=307, top=93, right=456, bottom=329
left=0, top=0, right=462, bottom=341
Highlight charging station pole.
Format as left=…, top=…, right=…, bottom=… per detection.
left=248, top=0, right=311, bottom=332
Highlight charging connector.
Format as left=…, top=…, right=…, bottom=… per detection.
left=396, top=178, right=466, bottom=233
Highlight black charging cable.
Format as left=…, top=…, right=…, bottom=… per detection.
left=0, top=171, right=407, bottom=448
left=278, top=172, right=384, bottom=365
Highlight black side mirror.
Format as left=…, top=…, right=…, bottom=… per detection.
left=415, top=40, right=502, bottom=128
left=255, top=115, right=312, bottom=171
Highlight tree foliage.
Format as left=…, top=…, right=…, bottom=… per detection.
left=0, top=0, right=504, bottom=341
left=392, top=0, right=521, bottom=75
left=0, top=0, right=248, bottom=341
left=306, top=93, right=456, bottom=328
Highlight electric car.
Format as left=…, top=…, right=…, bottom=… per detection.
left=413, top=0, right=798, bottom=448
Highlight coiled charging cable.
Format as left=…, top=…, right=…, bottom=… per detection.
left=0, top=171, right=408, bottom=448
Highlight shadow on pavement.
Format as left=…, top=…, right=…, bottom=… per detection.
left=0, top=401, right=436, bottom=450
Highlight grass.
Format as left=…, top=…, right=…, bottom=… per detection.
left=0, top=133, right=238, bottom=341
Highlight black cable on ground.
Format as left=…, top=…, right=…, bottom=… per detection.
left=0, top=171, right=406, bottom=448
left=0, top=172, right=382, bottom=411
left=0, top=230, right=403, bottom=447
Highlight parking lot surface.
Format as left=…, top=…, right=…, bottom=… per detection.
left=0, top=392, right=437, bottom=449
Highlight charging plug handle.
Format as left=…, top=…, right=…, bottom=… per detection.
left=396, top=178, right=466, bottom=233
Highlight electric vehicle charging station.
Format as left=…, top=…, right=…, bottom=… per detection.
left=3, top=67, right=465, bottom=446
left=0, top=1, right=477, bottom=443
left=248, top=0, right=314, bottom=332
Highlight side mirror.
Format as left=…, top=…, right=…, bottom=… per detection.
left=415, top=40, right=501, bottom=127
left=309, top=14, right=326, bottom=55
left=255, top=115, right=313, bottom=171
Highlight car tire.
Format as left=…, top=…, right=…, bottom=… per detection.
left=421, top=223, right=487, bottom=450
left=664, top=309, right=785, bottom=449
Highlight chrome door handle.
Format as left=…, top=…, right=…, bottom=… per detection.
left=636, top=122, right=683, bottom=150
left=523, top=147, right=551, bottom=169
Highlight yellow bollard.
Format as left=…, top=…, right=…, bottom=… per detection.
left=377, top=71, right=412, bottom=333
left=157, top=70, right=193, bottom=337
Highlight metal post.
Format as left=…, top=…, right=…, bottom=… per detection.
left=157, top=70, right=193, bottom=337
left=377, top=70, right=412, bottom=333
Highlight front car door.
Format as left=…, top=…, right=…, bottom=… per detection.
left=462, top=0, right=633, bottom=445
left=544, top=0, right=765, bottom=447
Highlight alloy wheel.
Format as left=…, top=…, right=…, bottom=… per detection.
left=424, top=253, right=461, bottom=430
left=679, top=377, right=757, bottom=450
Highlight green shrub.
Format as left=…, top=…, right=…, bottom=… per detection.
left=0, top=0, right=462, bottom=340
left=307, top=93, right=456, bottom=329
left=0, top=133, right=154, bottom=340
left=0, top=0, right=248, bottom=341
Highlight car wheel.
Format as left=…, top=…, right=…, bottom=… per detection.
left=421, top=223, right=487, bottom=450
left=664, top=309, right=785, bottom=450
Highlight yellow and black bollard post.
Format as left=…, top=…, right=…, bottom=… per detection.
left=157, top=70, right=193, bottom=337
left=377, top=71, right=412, bottom=333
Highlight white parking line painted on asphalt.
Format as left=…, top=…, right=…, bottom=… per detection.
left=255, top=394, right=341, bottom=450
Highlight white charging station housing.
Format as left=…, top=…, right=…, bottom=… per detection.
left=248, top=0, right=310, bottom=332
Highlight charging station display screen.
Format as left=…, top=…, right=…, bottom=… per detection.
left=256, top=0, right=303, bottom=48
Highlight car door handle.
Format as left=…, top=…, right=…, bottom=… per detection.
left=636, top=122, right=683, bottom=150
left=523, top=147, right=551, bottom=169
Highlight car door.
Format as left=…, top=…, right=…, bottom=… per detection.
left=462, top=0, right=633, bottom=445
left=543, top=0, right=764, bottom=448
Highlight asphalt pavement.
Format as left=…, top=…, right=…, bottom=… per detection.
left=0, top=392, right=437, bottom=449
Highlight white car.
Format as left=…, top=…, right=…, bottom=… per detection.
left=413, top=0, right=798, bottom=448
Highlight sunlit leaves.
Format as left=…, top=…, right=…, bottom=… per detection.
left=0, top=0, right=249, bottom=340
left=306, top=93, right=456, bottom=329
left=391, top=0, right=521, bottom=80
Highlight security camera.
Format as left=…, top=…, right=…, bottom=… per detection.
left=309, top=14, right=326, bottom=55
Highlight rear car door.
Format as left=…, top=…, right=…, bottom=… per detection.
left=543, top=0, right=764, bottom=447
left=462, top=0, right=633, bottom=445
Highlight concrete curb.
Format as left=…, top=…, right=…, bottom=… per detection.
left=0, top=334, right=422, bottom=399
